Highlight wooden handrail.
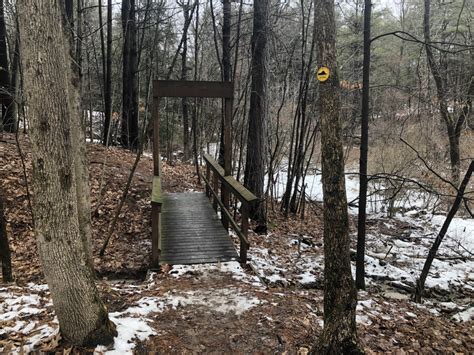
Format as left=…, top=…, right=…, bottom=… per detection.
left=203, top=153, right=258, bottom=207
left=201, top=173, right=249, bottom=246
left=201, top=153, right=258, bottom=264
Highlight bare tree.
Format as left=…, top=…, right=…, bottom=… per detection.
left=102, top=0, right=113, bottom=145
left=244, top=0, right=269, bottom=233
left=355, top=0, right=372, bottom=291
left=313, top=0, right=362, bottom=352
left=180, top=0, right=190, bottom=160
left=18, top=0, right=116, bottom=345
left=0, top=0, right=15, bottom=132
left=121, top=0, right=139, bottom=149
left=218, top=0, right=232, bottom=166
left=423, top=0, right=473, bottom=186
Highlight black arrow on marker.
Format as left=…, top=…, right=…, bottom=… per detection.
left=318, top=70, right=327, bottom=76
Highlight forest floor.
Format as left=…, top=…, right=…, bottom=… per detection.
left=0, top=133, right=473, bottom=354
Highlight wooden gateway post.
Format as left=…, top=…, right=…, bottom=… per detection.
left=151, top=80, right=234, bottom=268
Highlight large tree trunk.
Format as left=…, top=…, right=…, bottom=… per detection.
left=121, top=0, right=139, bottom=150
left=0, top=188, right=12, bottom=282
left=18, top=0, right=116, bottom=346
left=313, top=0, right=362, bottom=353
left=65, top=0, right=95, bottom=273
left=355, top=0, right=372, bottom=291
left=243, top=0, right=269, bottom=233
left=0, top=0, right=15, bottom=132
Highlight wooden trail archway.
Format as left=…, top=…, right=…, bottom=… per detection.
left=150, top=80, right=257, bottom=268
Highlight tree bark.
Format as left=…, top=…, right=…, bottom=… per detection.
left=181, top=1, right=190, bottom=161
left=98, top=0, right=106, bottom=142
left=313, top=0, right=362, bottom=353
left=0, top=188, right=12, bottom=282
left=18, top=0, right=116, bottom=346
left=218, top=0, right=231, bottom=166
left=0, top=0, right=15, bottom=132
left=69, top=2, right=95, bottom=274
left=63, top=0, right=95, bottom=273
left=102, top=0, right=113, bottom=145
left=244, top=0, right=269, bottom=233
left=121, top=0, right=139, bottom=150
left=355, top=0, right=372, bottom=291
left=8, top=11, right=20, bottom=129
left=192, top=0, right=200, bottom=182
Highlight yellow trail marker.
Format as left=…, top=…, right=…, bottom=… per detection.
left=317, top=67, right=330, bottom=82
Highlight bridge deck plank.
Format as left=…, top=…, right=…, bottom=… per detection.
left=160, top=193, right=239, bottom=265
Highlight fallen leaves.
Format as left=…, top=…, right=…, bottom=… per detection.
left=1, top=134, right=473, bottom=353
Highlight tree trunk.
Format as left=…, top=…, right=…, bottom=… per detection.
left=0, top=0, right=15, bottom=132
left=76, top=0, right=83, bottom=79
left=102, top=0, right=113, bottom=145
left=181, top=1, right=190, bottom=161
left=243, top=0, right=269, bottom=233
left=355, top=0, right=372, bottom=291
left=218, top=0, right=231, bottom=166
left=192, top=0, right=200, bottom=181
left=447, top=124, right=461, bottom=185
left=17, top=0, right=116, bottom=346
left=98, top=0, right=106, bottom=143
left=121, top=0, right=139, bottom=150
left=66, top=0, right=95, bottom=273
left=0, top=188, right=12, bottom=282
left=313, top=0, right=362, bottom=353
left=423, top=0, right=464, bottom=186
left=9, top=13, right=20, bottom=129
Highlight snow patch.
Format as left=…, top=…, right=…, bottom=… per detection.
left=164, top=288, right=262, bottom=316
left=298, top=271, right=317, bottom=285
left=169, top=261, right=261, bottom=285
left=96, top=316, right=155, bottom=355
left=452, top=307, right=474, bottom=322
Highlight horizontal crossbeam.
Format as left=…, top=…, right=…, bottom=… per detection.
left=153, top=80, right=234, bottom=98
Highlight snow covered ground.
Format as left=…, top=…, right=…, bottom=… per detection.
left=1, top=153, right=472, bottom=352
left=1, top=250, right=472, bottom=353
left=269, top=168, right=442, bottom=215
left=0, top=262, right=265, bottom=354
left=258, top=168, right=473, bottom=320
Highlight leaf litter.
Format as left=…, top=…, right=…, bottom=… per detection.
left=0, top=134, right=472, bottom=353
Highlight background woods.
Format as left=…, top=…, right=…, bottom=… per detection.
left=0, top=0, right=473, bottom=352
left=1, top=0, right=471, bottom=193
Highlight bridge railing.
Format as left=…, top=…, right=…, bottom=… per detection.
left=201, top=153, right=258, bottom=264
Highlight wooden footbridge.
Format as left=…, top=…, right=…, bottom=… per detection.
left=150, top=80, right=257, bottom=267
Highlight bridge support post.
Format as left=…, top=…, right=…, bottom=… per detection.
left=151, top=95, right=162, bottom=269
left=240, top=206, right=249, bottom=264
left=151, top=202, right=161, bottom=268
left=212, top=172, right=219, bottom=212
left=205, top=165, right=211, bottom=197
left=221, top=97, right=233, bottom=231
